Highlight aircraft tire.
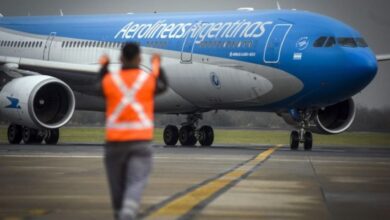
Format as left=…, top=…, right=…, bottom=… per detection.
left=304, top=132, right=313, bottom=151
left=290, top=131, right=299, bottom=150
left=198, top=126, right=214, bottom=146
left=45, top=129, right=60, bottom=145
left=22, top=127, right=41, bottom=144
left=7, top=124, right=22, bottom=144
left=179, top=126, right=197, bottom=146
left=163, top=125, right=179, bottom=146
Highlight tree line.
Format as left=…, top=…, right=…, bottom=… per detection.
left=67, top=105, right=390, bottom=132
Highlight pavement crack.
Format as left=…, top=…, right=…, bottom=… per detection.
left=308, top=155, right=333, bottom=219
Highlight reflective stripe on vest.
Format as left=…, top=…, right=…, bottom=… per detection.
left=106, top=70, right=153, bottom=130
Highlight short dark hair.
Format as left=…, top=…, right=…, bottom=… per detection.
left=122, top=42, right=141, bottom=62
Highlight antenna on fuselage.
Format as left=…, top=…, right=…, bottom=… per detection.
left=277, top=1, right=281, bottom=10
left=60, top=9, right=64, bottom=16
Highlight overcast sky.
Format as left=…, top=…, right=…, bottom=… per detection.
left=1, top=0, right=389, bottom=109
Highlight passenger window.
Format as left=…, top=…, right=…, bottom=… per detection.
left=338, top=37, right=357, bottom=47
left=325, top=37, right=336, bottom=47
left=355, top=38, right=368, bottom=47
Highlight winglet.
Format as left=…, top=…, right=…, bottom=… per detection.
left=277, top=1, right=281, bottom=10
left=377, top=54, right=390, bottom=62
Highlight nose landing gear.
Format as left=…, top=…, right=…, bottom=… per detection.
left=290, top=110, right=313, bottom=151
left=163, top=113, right=214, bottom=147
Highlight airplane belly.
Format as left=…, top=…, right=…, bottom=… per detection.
left=164, top=61, right=273, bottom=109
left=160, top=58, right=303, bottom=110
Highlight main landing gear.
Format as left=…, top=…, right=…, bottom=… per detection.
left=7, top=123, right=60, bottom=145
left=289, top=110, right=313, bottom=151
left=163, top=113, right=214, bottom=147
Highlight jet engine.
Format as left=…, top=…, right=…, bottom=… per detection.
left=313, top=98, right=356, bottom=134
left=281, top=98, right=356, bottom=135
left=0, top=75, right=75, bottom=129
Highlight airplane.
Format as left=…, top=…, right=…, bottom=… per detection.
left=0, top=8, right=389, bottom=150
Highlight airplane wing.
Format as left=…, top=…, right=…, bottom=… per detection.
left=0, top=56, right=113, bottom=95
left=376, top=54, right=390, bottom=62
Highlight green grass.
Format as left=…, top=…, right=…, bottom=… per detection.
left=1, top=127, right=390, bottom=147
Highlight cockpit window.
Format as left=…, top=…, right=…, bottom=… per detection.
left=325, top=37, right=336, bottom=47
left=337, top=38, right=357, bottom=48
left=355, top=38, right=368, bottom=47
left=313, top=36, right=327, bottom=47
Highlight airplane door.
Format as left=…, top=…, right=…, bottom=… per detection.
left=263, top=24, right=292, bottom=63
left=43, top=32, right=56, bottom=60
left=181, top=23, right=202, bottom=63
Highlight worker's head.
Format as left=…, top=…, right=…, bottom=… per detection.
left=121, top=42, right=141, bottom=68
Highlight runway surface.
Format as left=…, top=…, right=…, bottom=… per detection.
left=0, top=144, right=390, bottom=220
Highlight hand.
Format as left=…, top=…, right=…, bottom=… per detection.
left=99, top=54, right=110, bottom=66
left=151, top=54, right=161, bottom=63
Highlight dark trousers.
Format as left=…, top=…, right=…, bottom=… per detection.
left=104, top=141, right=153, bottom=219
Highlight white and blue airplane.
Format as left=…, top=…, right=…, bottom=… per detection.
left=0, top=9, right=388, bottom=149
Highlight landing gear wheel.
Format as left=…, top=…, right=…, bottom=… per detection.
left=7, top=124, right=22, bottom=144
left=163, top=125, right=179, bottom=146
left=290, top=131, right=299, bottom=150
left=22, top=127, right=40, bottom=144
left=198, top=126, right=214, bottom=146
left=179, top=126, right=197, bottom=146
left=45, top=129, right=60, bottom=145
left=304, top=132, right=313, bottom=151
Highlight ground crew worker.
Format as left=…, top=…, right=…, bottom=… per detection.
left=100, top=42, right=167, bottom=220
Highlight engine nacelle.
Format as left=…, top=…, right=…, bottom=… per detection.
left=0, top=75, right=75, bottom=129
left=313, top=98, right=356, bottom=134
left=280, top=98, right=356, bottom=135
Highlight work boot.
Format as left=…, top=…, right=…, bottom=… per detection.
left=118, top=199, right=138, bottom=220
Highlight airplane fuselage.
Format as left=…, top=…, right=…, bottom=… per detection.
left=0, top=10, right=377, bottom=114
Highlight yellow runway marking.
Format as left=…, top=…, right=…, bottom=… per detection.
left=146, top=145, right=281, bottom=219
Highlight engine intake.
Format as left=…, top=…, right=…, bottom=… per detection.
left=314, top=99, right=356, bottom=134
left=280, top=98, right=356, bottom=135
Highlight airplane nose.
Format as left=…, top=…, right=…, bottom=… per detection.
left=347, top=50, right=378, bottom=90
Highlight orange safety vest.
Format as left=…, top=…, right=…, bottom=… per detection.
left=102, top=58, right=160, bottom=142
